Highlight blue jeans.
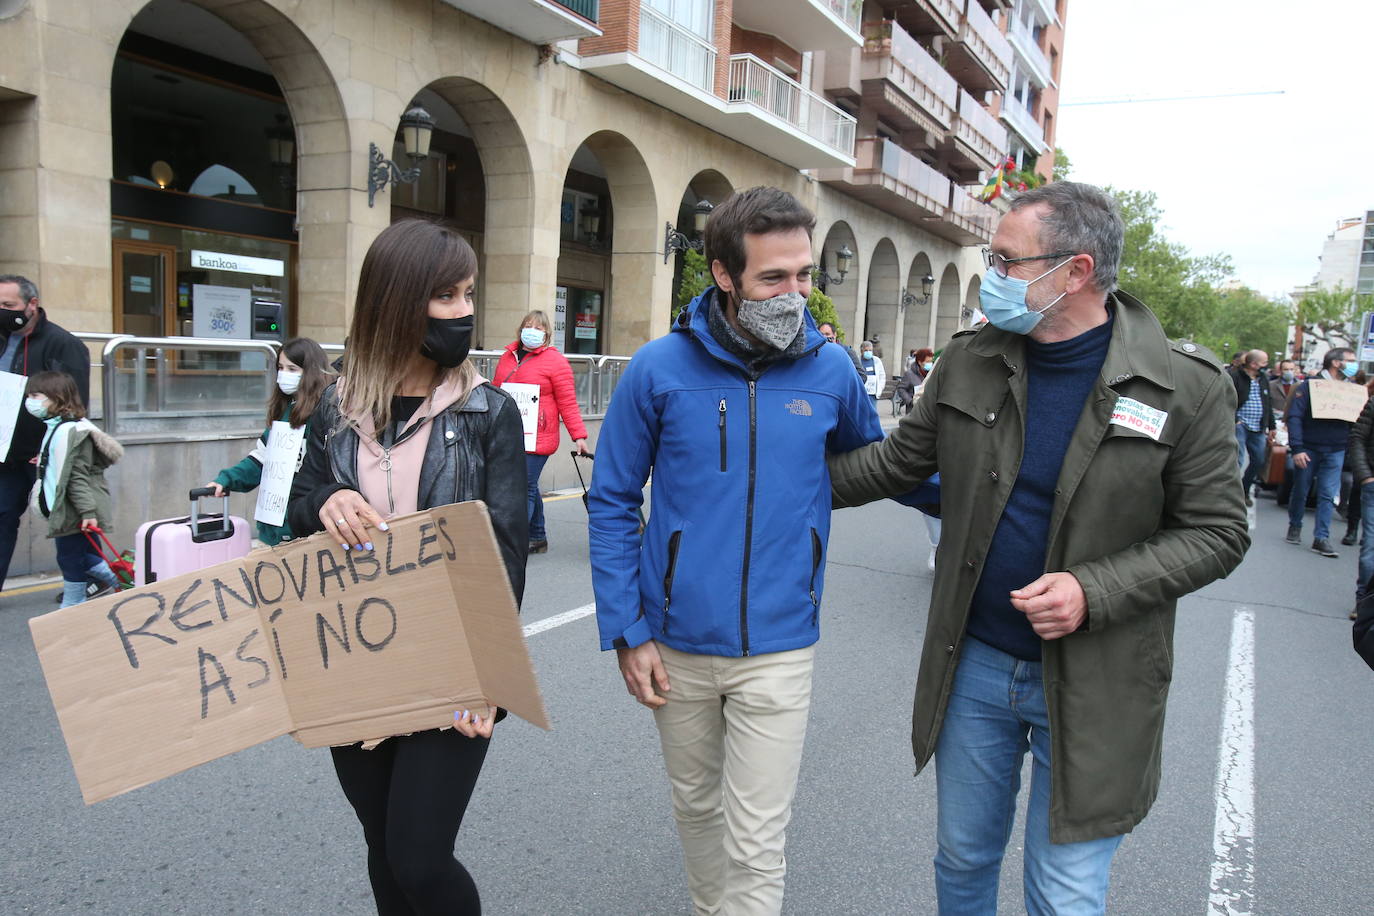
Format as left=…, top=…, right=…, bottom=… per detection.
left=1359, top=481, right=1374, bottom=600
left=1287, top=447, right=1344, bottom=540
left=0, top=461, right=36, bottom=590
left=934, top=637, right=1123, bottom=915
left=525, top=453, right=549, bottom=542
left=1234, top=424, right=1266, bottom=492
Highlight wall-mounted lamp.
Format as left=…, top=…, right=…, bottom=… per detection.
left=663, top=198, right=714, bottom=263
left=580, top=202, right=602, bottom=241
left=266, top=114, right=295, bottom=188
left=367, top=102, right=435, bottom=207
left=815, top=245, right=854, bottom=286
left=150, top=160, right=174, bottom=190
left=900, top=273, right=935, bottom=309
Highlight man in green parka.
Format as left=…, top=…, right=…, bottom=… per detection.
left=828, top=182, right=1249, bottom=914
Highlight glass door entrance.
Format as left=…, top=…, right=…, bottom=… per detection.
left=112, top=239, right=177, bottom=336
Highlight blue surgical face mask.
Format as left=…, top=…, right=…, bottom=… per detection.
left=922, top=361, right=933, bottom=371
left=24, top=396, right=49, bottom=419
left=1342, top=362, right=1359, bottom=379
left=1281, top=370, right=1295, bottom=382
left=520, top=327, right=546, bottom=349
left=979, top=257, right=1073, bottom=335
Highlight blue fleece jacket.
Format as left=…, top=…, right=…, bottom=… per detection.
left=1287, top=376, right=1355, bottom=453
left=588, top=288, right=883, bottom=657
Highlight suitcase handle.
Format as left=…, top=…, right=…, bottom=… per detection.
left=570, top=450, right=594, bottom=492
left=188, top=488, right=233, bottom=542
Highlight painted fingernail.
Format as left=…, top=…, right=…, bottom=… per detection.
left=379, top=522, right=390, bottom=531
left=363, top=542, right=373, bottom=551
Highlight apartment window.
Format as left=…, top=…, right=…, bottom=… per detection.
left=1042, top=111, right=1054, bottom=145
left=646, top=0, right=712, bottom=41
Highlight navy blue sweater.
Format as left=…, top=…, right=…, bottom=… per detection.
left=967, top=317, right=1114, bottom=660
left=1286, top=376, right=1356, bottom=453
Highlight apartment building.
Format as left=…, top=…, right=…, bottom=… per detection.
left=1291, top=213, right=1374, bottom=367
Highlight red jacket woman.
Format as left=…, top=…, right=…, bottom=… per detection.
left=493, top=310, right=590, bottom=553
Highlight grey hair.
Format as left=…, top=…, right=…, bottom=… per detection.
left=0, top=274, right=38, bottom=304
left=1008, top=182, right=1124, bottom=293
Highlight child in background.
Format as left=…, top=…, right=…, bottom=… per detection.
left=205, top=337, right=334, bottom=545
left=25, top=370, right=123, bottom=606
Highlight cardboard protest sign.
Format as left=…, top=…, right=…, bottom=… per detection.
left=254, top=421, right=306, bottom=527
left=1309, top=379, right=1368, bottom=423
left=503, top=382, right=539, bottom=451
left=30, top=501, right=548, bottom=805
left=0, top=370, right=27, bottom=462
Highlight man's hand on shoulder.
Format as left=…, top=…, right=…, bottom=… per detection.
left=1010, top=572, right=1087, bottom=640
left=617, top=641, right=670, bottom=709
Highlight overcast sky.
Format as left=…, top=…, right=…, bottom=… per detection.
left=1055, top=0, right=1373, bottom=300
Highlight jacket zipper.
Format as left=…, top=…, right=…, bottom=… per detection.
left=718, top=399, right=727, bottom=471
left=662, top=529, right=683, bottom=634
left=740, top=379, right=758, bottom=656
left=809, top=527, right=822, bottom=627
left=380, top=448, right=395, bottom=515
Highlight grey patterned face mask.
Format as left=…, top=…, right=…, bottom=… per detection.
left=736, top=291, right=807, bottom=350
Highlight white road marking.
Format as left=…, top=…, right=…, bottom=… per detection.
left=523, top=602, right=596, bottom=637
left=1208, top=607, right=1256, bottom=915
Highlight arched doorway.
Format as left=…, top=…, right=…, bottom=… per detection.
left=964, top=274, right=983, bottom=329
left=933, top=263, right=962, bottom=348
left=903, top=252, right=935, bottom=358
left=111, top=0, right=348, bottom=341
left=863, top=238, right=900, bottom=360
left=817, top=220, right=860, bottom=343
left=557, top=131, right=657, bottom=353
left=670, top=169, right=734, bottom=318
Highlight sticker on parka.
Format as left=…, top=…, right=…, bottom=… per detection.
left=1109, top=396, right=1169, bottom=441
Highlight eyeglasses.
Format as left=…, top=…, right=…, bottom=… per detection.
left=981, top=248, right=1078, bottom=280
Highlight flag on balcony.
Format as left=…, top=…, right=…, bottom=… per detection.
left=978, top=157, right=1016, bottom=203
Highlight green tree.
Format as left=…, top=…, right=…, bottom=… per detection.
left=1192, top=286, right=1292, bottom=360
left=672, top=247, right=710, bottom=322
left=1292, top=283, right=1367, bottom=354
left=1111, top=187, right=1232, bottom=341
left=1052, top=146, right=1072, bottom=182
left=807, top=287, right=845, bottom=341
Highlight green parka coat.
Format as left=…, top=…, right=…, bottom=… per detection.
left=34, top=418, right=123, bottom=538
left=828, top=291, right=1250, bottom=843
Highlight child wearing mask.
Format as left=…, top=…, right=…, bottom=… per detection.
left=25, top=370, right=123, bottom=606
left=205, top=337, right=333, bottom=545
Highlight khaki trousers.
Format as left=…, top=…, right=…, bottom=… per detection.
left=653, top=643, right=815, bottom=916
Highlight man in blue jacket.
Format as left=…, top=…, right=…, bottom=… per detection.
left=588, top=187, right=881, bottom=915
left=1286, top=346, right=1358, bottom=557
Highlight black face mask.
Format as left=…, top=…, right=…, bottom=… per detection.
left=420, top=315, right=474, bottom=369
left=2, top=308, right=28, bottom=334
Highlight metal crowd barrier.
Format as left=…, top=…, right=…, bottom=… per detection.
left=76, top=333, right=632, bottom=438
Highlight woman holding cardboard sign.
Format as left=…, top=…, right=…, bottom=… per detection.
left=204, top=336, right=333, bottom=545
left=288, top=220, right=527, bottom=915
left=493, top=309, right=590, bottom=555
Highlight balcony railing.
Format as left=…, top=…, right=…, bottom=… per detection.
left=727, top=54, right=857, bottom=158
left=949, top=185, right=997, bottom=240
left=639, top=5, right=716, bottom=93
left=1007, top=18, right=1052, bottom=86
left=954, top=90, right=1008, bottom=167
left=1000, top=98, right=1045, bottom=150
left=857, top=137, right=951, bottom=214
left=822, top=0, right=863, bottom=33
left=553, top=0, right=599, bottom=21
left=959, top=0, right=1013, bottom=89
left=1026, top=0, right=1058, bottom=26
left=863, top=20, right=958, bottom=127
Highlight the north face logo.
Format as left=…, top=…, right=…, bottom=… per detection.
left=785, top=399, right=812, bottom=417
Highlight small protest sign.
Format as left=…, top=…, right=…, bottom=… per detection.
left=1309, top=379, right=1368, bottom=423
left=254, top=421, right=306, bottom=527
left=0, top=370, right=27, bottom=462
left=503, top=382, right=539, bottom=451
left=30, top=501, right=548, bottom=804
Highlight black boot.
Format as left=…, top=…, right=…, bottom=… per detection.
left=1343, top=525, right=1359, bottom=546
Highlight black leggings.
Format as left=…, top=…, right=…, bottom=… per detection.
left=331, top=728, right=490, bottom=915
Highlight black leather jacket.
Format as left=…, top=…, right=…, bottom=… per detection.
left=288, top=381, right=529, bottom=606
left=1349, top=395, right=1374, bottom=485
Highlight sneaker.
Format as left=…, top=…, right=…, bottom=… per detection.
left=528, top=539, right=548, bottom=555
left=1285, top=525, right=1301, bottom=544
left=1244, top=489, right=1253, bottom=507
left=88, top=582, right=118, bottom=601
left=927, top=547, right=937, bottom=572
left=1342, top=528, right=1359, bottom=546
left=1312, top=538, right=1339, bottom=558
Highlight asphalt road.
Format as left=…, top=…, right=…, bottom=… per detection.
left=1, top=484, right=1369, bottom=915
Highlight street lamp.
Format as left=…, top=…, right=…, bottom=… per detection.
left=815, top=245, right=854, bottom=286
left=579, top=202, right=602, bottom=244
left=900, top=273, right=935, bottom=310
left=367, top=102, right=436, bottom=207
left=664, top=198, right=714, bottom=263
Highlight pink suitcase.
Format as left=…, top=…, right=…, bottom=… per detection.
left=134, top=488, right=253, bottom=586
